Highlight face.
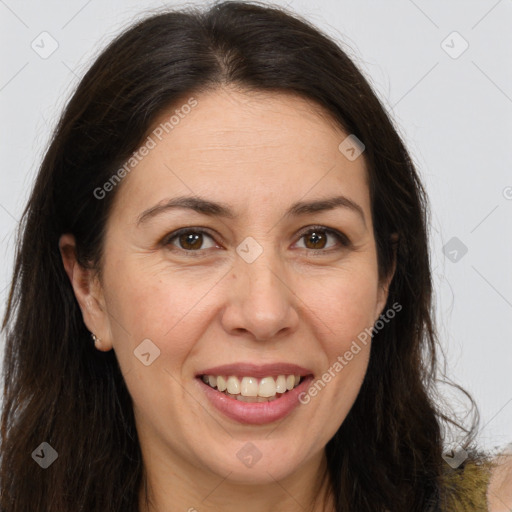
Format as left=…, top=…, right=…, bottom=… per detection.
left=62, top=86, right=393, bottom=489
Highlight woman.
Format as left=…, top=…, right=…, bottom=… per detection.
left=0, top=2, right=510, bottom=511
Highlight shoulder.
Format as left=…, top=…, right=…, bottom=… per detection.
left=487, top=450, right=512, bottom=511
left=439, top=453, right=493, bottom=511
left=439, top=447, right=512, bottom=512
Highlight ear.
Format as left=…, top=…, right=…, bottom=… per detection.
left=374, top=232, right=398, bottom=322
left=58, top=233, right=113, bottom=351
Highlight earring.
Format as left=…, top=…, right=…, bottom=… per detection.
left=91, top=333, right=100, bottom=344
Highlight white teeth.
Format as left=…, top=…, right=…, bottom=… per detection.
left=240, top=377, right=259, bottom=397
left=201, top=373, right=304, bottom=398
left=275, top=375, right=287, bottom=393
left=258, top=377, right=276, bottom=397
left=226, top=376, right=240, bottom=395
left=216, top=375, right=227, bottom=392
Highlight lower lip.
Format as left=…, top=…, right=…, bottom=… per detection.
left=197, top=376, right=314, bottom=425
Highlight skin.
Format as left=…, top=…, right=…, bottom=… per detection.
left=488, top=453, right=512, bottom=511
left=59, top=86, right=396, bottom=512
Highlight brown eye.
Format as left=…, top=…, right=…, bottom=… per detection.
left=178, top=232, right=203, bottom=250
left=164, top=228, right=218, bottom=254
left=295, top=226, right=350, bottom=252
left=303, top=230, right=328, bottom=250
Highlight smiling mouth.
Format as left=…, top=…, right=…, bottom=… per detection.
left=199, top=374, right=305, bottom=402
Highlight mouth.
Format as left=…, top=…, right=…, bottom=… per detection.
left=198, top=373, right=304, bottom=402
left=195, top=363, right=314, bottom=424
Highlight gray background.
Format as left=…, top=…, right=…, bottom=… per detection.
left=0, top=0, right=511, bottom=453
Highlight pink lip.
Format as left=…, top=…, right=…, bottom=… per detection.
left=196, top=362, right=313, bottom=379
left=196, top=374, right=314, bottom=425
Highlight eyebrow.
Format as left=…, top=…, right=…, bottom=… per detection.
left=137, top=194, right=366, bottom=227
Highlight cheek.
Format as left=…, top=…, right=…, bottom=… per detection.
left=102, top=256, right=212, bottom=377
left=298, top=265, right=377, bottom=407
left=105, top=251, right=214, bottom=330
left=302, top=274, right=375, bottom=435
left=102, top=259, right=205, bottom=434
left=304, top=265, right=380, bottom=347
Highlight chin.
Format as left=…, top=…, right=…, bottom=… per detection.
left=198, top=440, right=309, bottom=485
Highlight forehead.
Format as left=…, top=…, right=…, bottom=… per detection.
left=150, top=87, right=351, bottom=158
left=109, top=86, right=370, bottom=223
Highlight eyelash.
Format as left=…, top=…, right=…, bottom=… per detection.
left=162, top=225, right=351, bottom=258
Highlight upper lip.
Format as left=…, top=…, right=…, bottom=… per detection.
left=197, top=362, right=313, bottom=379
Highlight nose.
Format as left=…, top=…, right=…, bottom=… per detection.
left=220, top=248, right=300, bottom=342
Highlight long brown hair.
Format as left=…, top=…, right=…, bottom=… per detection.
left=1, top=2, right=481, bottom=510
